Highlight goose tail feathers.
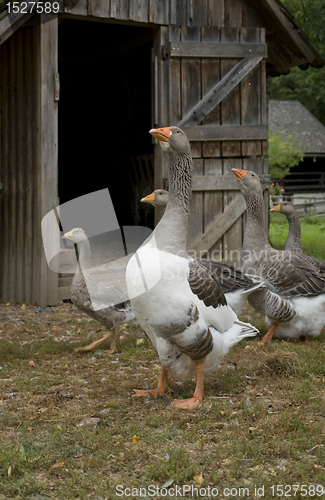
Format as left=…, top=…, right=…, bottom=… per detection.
left=226, top=319, right=259, bottom=348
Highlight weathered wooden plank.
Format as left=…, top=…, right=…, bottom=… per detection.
left=242, top=141, right=262, bottom=156
left=202, top=141, right=221, bottom=157
left=16, top=29, right=24, bottom=303
left=180, top=26, right=201, bottom=119
left=201, top=27, right=220, bottom=126
left=110, top=0, right=129, bottom=19
left=149, top=0, right=169, bottom=24
left=169, top=41, right=268, bottom=58
left=129, top=0, right=149, bottom=22
left=66, top=0, right=88, bottom=16
left=224, top=0, right=242, bottom=27
left=220, top=28, right=240, bottom=159
left=203, top=159, right=223, bottom=260
left=88, top=0, right=110, bottom=17
left=242, top=0, right=264, bottom=27
left=184, top=125, right=268, bottom=141
left=177, top=56, right=263, bottom=128
left=153, top=26, right=169, bottom=226
left=39, top=18, right=59, bottom=306
left=169, top=26, right=181, bottom=125
left=189, top=193, right=247, bottom=255
left=8, top=34, right=17, bottom=303
left=207, top=0, right=224, bottom=27
left=0, top=38, right=9, bottom=300
left=170, top=0, right=186, bottom=25
left=190, top=0, right=208, bottom=27
left=0, top=12, right=33, bottom=46
left=241, top=28, right=261, bottom=128
left=58, top=286, right=72, bottom=301
left=222, top=141, right=241, bottom=156
left=192, top=173, right=271, bottom=191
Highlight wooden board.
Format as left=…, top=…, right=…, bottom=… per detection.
left=169, top=41, right=268, bottom=58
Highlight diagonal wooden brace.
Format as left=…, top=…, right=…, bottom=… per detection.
left=177, top=56, right=263, bottom=128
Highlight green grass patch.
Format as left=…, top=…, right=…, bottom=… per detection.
left=270, top=212, right=325, bottom=260
left=0, top=303, right=325, bottom=499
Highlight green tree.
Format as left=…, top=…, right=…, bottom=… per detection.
left=268, top=129, right=304, bottom=195
left=270, top=0, right=325, bottom=125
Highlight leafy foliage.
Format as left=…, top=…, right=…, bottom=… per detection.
left=268, top=129, right=304, bottom=195
left=270, top=0, right=325, bottom=125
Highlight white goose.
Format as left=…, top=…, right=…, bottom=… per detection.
left=126, top=127, right=257, bottom=409
left=141, top=188, right=264, bottom=316
left=232, top=169, right=325, bottom=342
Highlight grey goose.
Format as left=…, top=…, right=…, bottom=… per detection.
left=126, top=127, right=257, bottom=409
left=232, top=168, right=325, bottom=343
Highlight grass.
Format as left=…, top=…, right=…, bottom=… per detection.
left=269, top=213, right=325, bottom=261
left=1, top=302, right=325, bottom=499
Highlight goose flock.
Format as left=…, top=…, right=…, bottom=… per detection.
left=64, top=126, right=325, bottom=409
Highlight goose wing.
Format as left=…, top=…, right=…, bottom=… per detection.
left=258, top=252, right=325, bottom=298
left=188, top=260, right=227, bottom=308
left=199, top=259, right=253, bottom=293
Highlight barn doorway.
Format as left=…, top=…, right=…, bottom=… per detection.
left=58, top=19, right=155, bottom=230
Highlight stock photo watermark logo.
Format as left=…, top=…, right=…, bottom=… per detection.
left=5, top=0, right=80, bottom=27
left=41, top=188, right=161, bottom=310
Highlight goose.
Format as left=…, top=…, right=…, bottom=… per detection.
left=271, top=201, right=325, bottom=273
left=141, top=189, right=169, bottom=207
left=232, top=169, right=325, bottom=343
left=126, top=127, right=258, bottom=409
left=141, top=189, right=264, bottom=316
left=62, top=228, right=135, bottom=353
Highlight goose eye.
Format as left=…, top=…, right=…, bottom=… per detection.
left=176, top=130, right=180, bottom=133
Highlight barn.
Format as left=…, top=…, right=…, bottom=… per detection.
left=0, top=0, right=323, bottom=306
left=269, top=99, right=325, bottom=215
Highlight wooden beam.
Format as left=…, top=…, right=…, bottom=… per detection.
left=0, top=12, right=33, bottom=45
left=169, top=41, right=268, bottom=58
left=177, top=56, right=263, bottom=128
left=192, top=174, right=271, bottom=191
left=189, top=193, right=247, bottom=255
left=184, top=125, right=269, bottom=141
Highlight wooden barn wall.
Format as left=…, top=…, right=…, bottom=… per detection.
left=154, top=23, right=268, bottom=263
left=62, top=0, right=264, bottom=28
left=0, top=20, right=59, bottom=306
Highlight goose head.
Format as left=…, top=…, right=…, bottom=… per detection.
left=232, top=169, right=263, bottom=197
left=62, top=228, right=88, bottom=243
left=141, top=189, right=169, bottom=207
left=270, top=201, right=295, bottom=215
left=149, top=126, right=191, bottom=156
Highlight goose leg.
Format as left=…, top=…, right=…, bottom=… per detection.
left=75, top=328, right=115, bottom=353
left=262, top=323, right=278, bottom=343
left=133, top=366, right=171, bottom=397
left=171, top=361, right=205, bottom=409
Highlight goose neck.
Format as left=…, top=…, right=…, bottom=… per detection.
left=154, top=152, right=192, bottom=255
left=285, top=211, right=302, bottom=252
left=242, top=190, right=269, bottom=253
left=77, top=239, right=91, bottom=270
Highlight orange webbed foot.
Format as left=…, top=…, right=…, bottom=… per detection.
left=171, top=396, right=202, bottom=410
left=133, top=386, right=171, bottom=398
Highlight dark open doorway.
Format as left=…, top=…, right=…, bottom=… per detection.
left=58, top=19, right=155, bottom=229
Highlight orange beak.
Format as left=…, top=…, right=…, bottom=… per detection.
left=141, top=192, right=155, bottom=205
left=270, top=204, right=281, bottom=212
left=149, top=127, right=171, bottom=142
left=231, top=168, right=249, bottom=180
